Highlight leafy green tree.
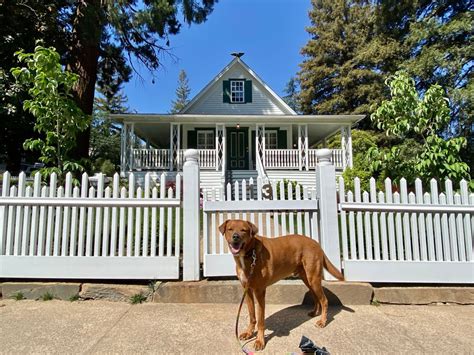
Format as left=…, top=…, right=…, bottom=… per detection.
left=371, top=71, right=470, bottom=184
left=11, top=46, right=88, bottom=178
left=170, top=70, right=191, bottom=113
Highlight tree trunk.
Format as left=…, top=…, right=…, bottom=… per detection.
left=68, top=0, right=104, bottom=161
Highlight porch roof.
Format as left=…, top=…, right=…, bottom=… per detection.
left=111, top=113, right=364, bottom=147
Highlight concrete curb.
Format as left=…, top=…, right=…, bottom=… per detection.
left=152, top=280, right=373, bottom=305
left=373, top=287, right=474, bottom=305
left=1, top=282, right=80, bottom=301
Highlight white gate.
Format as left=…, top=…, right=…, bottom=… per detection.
left=339, top=176, right=474, bottom=283
left=0, top=171, right=182, bottom=279
left=202, top=178, right=319, bottom=277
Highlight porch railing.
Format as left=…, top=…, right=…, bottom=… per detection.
left=133, top=149, right=170, bottom=170
left=308, top=149, right=343, bottom=169
left=178, top=149, right=216, bottom=170
left=264, top=149, right=299, bottom=169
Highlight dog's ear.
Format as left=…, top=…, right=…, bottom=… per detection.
left=247, top=221, right=258, bottom=237
left=218, top=220, right=229, bottom=235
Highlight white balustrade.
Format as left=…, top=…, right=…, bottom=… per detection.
left=308, top=149, right=343, bottom=169
left=177, top=149, right=216, bottom=170
left=264, top=149, right=299, bottom=169
left=133, top=149, right=170, bottom=170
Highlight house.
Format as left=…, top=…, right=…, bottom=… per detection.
left=110, top=54, right=363, bottom=190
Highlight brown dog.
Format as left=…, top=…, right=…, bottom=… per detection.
left=219, top=219, right=344, bottom=351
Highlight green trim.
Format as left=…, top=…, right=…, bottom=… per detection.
left=245, top=80, right=252, bottom=103
left=223, top=80, right=230, bottom=103
left=226, top=127, right=249, bottom=170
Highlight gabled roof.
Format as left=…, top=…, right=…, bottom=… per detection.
left=180, top=57, right=297, bottom=115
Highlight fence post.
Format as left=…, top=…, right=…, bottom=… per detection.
left=315, top=148, right=341, bottom=280
left=183, top=149, right=201, bottom=281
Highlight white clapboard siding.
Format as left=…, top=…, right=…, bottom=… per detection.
left=339, top=176, right=474, bottom=283
left=0, top=171, right=182, bottom=279
left=202, top=178, right=318, bottom=277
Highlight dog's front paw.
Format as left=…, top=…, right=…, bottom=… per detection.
left=239, top=331, right=254, bottom=340
left=315, top=319, right=327, bottom=328
left=254, top=339, right=265, bottom=351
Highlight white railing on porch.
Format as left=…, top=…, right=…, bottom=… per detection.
left=263, top=148, right=343, bottom=170
left=133, top=149, right=170, bottom=170
left=308, top=149, right=343, bottom=169
left=178, top=149, right=216, bottom=170
left=264, top=149, right=299, bottom=169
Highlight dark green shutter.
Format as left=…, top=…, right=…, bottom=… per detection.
left=223, top=80, right=231, bottom=103
left=187, top=130, right=197, bottom=148
left=245, top=80, right=252, bottom=103
left=277, top=130, right=287, bottom=149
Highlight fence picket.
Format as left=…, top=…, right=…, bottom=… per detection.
left=5, top=185, right=17, bottom=255
left=279, top=181, right=287, bottom=236
left=393, top=192, right=404, bottom=260
left=385, top=178, right=396, bottom=260
left=53, top=186, right=64, bottom=256
left=454, top=193, right=465, bottom=262
left=218, top=186, right=225, bottom=253
left=142, top=173, right=151, bottom=257
left=439, top=193, right=451, bottom=261
left=242, top=179, right=248, bottom=224
left=424, top=192, right=436, bottom=261
left=77, top=173, right=88, bottom=256
left=45, top=174, right=57, bottom=256
left=0, top=172, right=11, bottom=255
left=110, top=174, right=120, bottom=257
left=61, top=173, right=72, bottom=256
left=175, top=174, right=181, bottom=257
left=430, top=179, right=443, bottom=261
left=369, top=178, right=380, bottom=260
left=234, top=181, right=240, bottom=221
left=347, top=191, right=356, bottom=259
left=296, top=184, right=303, bottom=235
left=127, top=173, right=135, bottom=257
left=272, top=182, right=279, bottom=237
left=203, top=191, right=210, bottom=257
left=151, top=187, right=158, bottom=257
left=415, top=179, right=427, bottom=261
left=249, top=177, right=255, bottom=226
left=354, top=178, right=364, bottom=260
left=378, top=191, right=388, bottom=260
left=118, top=187, right=126, bottom=256
left=85, top=186, right=95, bottom=257
left=445, top=179, right=458, bottom=261
left=303, top=186, right=310, bottom=238
left=21, top=186, right=32, bottom=255
left=339, top=178, right=349, bottom=260
left=29, top=173, right=41, bottom=256
left=460, top=180, right=472, bottom=261
left=167, top=187, right=173, bottom=257
left=135, top=186, right=143, bottom=256
left=70, top=187, right=79, bottom=256
left=288, top=182, right=295, bottom=235
left=102, top=187, right=111, bottom=256
left=400, top=178, right=412, bottom=261
left=362, top=191, right=372, bottom=260
left=14, top=172, right=26, bottom=255
left=37, top=186, right=47, bottom=256
left=158, top=173, right=166, bottom=257
left=408, top=192, right=420, bottom=261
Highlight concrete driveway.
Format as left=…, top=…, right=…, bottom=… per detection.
left=0, top=300, right=472, bottom=354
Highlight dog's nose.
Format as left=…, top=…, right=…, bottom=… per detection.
left=232, top=233, right=240, bottom=242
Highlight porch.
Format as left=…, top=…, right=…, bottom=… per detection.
left=115, top=114, right=362, bottom=177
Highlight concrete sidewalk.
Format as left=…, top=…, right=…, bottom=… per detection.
left=0, top=300, right=472, bottom=354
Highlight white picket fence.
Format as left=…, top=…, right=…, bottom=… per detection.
left=0, top=171, right=182, bottom=279
left=202, top=178, right=319, bottom=276
left=339, top=177, right=474, bottom=283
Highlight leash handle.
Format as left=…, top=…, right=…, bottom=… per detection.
left=235, top=288, right=254, bottom=354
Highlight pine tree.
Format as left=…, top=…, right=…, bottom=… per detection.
left=170, top=70, right=191, bottom=114
left=282, top=77, right=300, bottom=113
left=298, top=0, right=406, bottom=124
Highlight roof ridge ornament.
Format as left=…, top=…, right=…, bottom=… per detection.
left=231, top=52, right=244, bottom=58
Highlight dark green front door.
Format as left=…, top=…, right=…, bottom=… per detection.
left=227, top=128, right=248, bottom=170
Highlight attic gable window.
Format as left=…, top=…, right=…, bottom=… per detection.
left=230, top=80, right=245, bottom=103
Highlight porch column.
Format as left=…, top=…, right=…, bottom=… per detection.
left=256, top=124, right=265, bottom=169
left=120, top=123, right=127, bottom=173
left=129, top=123, right=135, bottom=171
left=216, top=124, right=225, bottom=173
left=298, top=124, right=308, bottom=171
left=170, top=123, right=180, bottom=171
left=341, top=125, right=353, bottom=169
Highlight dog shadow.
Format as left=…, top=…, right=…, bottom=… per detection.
left=264, top=289, right=355, bottom=345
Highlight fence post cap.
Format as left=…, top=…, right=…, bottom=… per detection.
left=316, top=148, right=333, bottom=166
left=184, top=149, right=199, bottom=163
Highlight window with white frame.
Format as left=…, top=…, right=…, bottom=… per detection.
left=264, top=130, right=278, bottom=149
left=197, top=130, right=215, bottom=149
left=230, top=80, right=245, bottom=103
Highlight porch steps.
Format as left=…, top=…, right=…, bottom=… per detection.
left=225, top=170, right=258, bottom=198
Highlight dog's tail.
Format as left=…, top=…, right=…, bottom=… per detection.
left=323, top=253, right=344, bottom=281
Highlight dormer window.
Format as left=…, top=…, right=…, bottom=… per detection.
left=230, top=80, right=245, bottom=103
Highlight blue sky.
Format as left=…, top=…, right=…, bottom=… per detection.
left=123, top=0, right=312, bottom=113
